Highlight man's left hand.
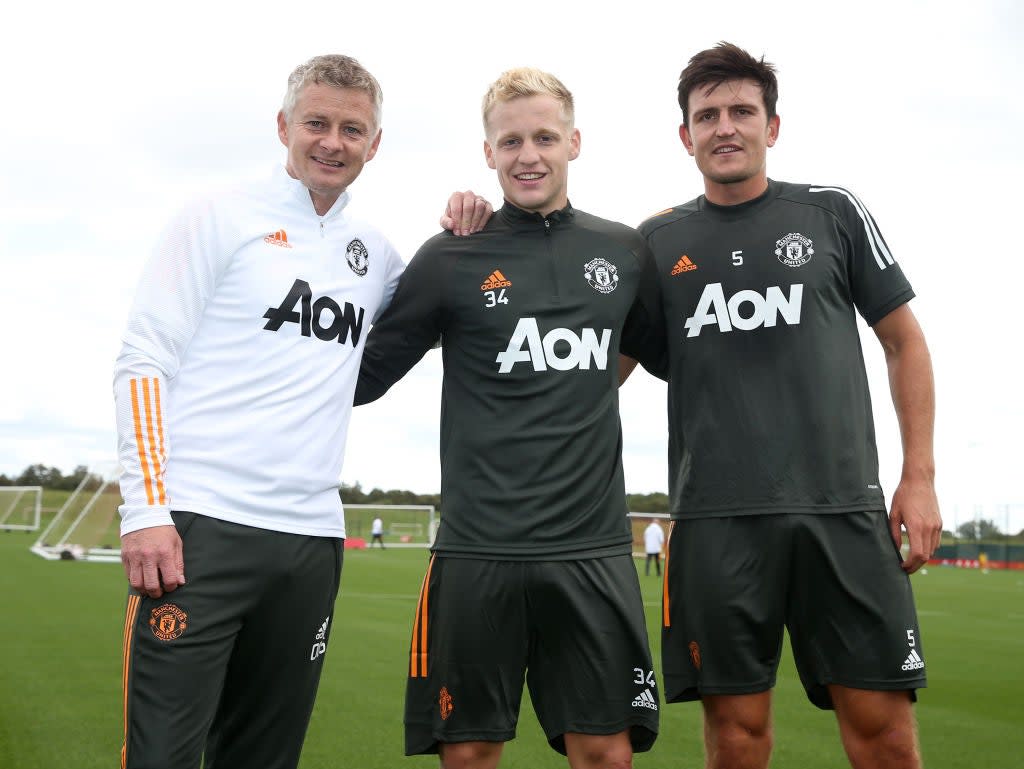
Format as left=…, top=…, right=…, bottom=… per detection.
left=888, top=479, right=942, bottom=574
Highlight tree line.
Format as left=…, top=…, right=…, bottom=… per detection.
left=1, top=466, right=672, bottom=513
left=8, top=466, right=1014, bottom=537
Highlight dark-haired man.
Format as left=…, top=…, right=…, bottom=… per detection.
left=634, top=42, right=940, bottom=769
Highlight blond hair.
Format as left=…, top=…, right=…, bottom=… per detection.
left=481, top=67, right=574, bottom=132
left=282, top=54, right=383, bottom=128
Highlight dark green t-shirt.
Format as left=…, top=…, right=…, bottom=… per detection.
left=638, top=180, right=914, bottom=519
left=356, top=202, right=663, bottom=558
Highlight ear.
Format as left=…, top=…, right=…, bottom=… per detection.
left=766, top=114, right=780, bottom=147
left=679, top=123, right=695, bottom=156
left=365, top=128, right=383, bottom=163
left=277, top=111, right=289, bottom=148
left=568, top=128, right=581, bottom=161
left=484, top=139, right=496, bottom=170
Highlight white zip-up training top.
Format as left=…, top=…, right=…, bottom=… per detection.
left=113, top=166, right=403, bottom=538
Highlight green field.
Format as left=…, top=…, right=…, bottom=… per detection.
left=1, top=520, right=1022, bottom=768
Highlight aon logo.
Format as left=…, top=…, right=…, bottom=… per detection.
left=496, top=318, right=611, bottom=373
left=685, top=283, right=803, bottom=337
left=263, top=279, right=365, bottom=346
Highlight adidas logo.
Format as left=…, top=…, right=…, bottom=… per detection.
left=631, top=688, right=658, bottom=711
left=671, top=255, right=697, bottom=275
left=481, top=269, right=512, bottom=290
left=315, top=616, right=330, bottom=642
left=901, top=649, right=924, bottom=671
left=264, top=229, right=293, bottom=248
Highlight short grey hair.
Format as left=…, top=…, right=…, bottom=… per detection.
left=281, top=54, right=383, bottom=129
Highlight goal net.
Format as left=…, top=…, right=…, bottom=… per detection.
left=31, top=465, right=122, bottom=562
left=343, top=504, right=438, bottom=547
left=0, top=486, right=42, bottom=532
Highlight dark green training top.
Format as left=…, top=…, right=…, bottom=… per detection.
left=355, top=202, right=662, bottom=559
left=638, top=180, right=914, bottom=519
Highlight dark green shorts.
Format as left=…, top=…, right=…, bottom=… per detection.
left=122, top=512, right=343, bottom=769
left=661, top=512, right=926, bottom=709
left=405, top=554, right=659, bottom=756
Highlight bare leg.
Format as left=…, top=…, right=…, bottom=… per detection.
left=830, top=686, right=921, bottom=769
left=701, top=692, right=773, bottom=769
left=564, top=730, right=633, bottom=769
left=439, top=740, right=504, bottom=769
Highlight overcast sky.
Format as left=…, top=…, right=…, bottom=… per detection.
left=1, top=0, right=1021, bottom=531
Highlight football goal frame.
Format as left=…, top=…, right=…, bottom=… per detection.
left=343, top=503, right=438, bottom=547
left=0, top=486, right=43, bottom=532
left=31, top=465, right=122, bottom=562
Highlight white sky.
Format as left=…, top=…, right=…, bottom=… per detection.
left=1, top=0, right=1021, bottom=531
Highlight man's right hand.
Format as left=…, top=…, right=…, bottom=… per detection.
left=121, top=525, right=186, bottom=598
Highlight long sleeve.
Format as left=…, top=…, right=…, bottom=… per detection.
left=354, top=237, right=449, bottom=405
left=113, top=199, right=234, bottom=535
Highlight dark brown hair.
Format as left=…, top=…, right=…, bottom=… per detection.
left=678, top=42, right=778, bottom=125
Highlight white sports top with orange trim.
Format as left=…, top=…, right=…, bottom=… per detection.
left=113, top=166, right=404, bottom=537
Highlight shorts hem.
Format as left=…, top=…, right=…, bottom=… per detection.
left=404, top=727, right=516, bottom=756
left=664, top=680, right=775, bottom=704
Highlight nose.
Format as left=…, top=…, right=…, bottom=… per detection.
left=518, top=141, right=541, bottom=164
left=715, top=114, right=736, bottom=137
left=319, top=130, right=344, bottom=153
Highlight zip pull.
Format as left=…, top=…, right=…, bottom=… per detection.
left=320, top=220, right=326, bottom=238
left=544, top=218, right=551, bottom=235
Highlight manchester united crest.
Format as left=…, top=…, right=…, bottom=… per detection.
left=346, top=238, right=369, bottom=276
left=775, top=232, right=814, bottom=267
left=439, top=686, right=453, bottom=720
left=149, top=604, right=188, bottom=641
left=584, top=258, right=619, bottom=294
left=688, top=640, right=702, bottom=671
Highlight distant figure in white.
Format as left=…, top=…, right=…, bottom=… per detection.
left=371, top=516, right=385, bottom=549
left=644, top=519, right=665, bottom=577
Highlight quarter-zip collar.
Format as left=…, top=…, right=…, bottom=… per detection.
left=497, top=199, right=576, bottom=231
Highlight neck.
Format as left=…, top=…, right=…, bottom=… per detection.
left=704, top=175, right=769, bottom=207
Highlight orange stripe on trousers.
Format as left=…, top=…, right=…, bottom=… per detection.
left=662, top=521, right=673, bottom=627
left=122, top=594, right=141, bottom=769
left=409, top=555, right=435, bottom=678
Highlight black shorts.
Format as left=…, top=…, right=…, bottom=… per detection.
left=661, top=512, right=926, bottom=709
left=121, top=512, right=343, bottom=769
left=405, top=554, right=659, bottom=756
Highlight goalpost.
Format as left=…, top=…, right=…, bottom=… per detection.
left=343, top=503, right=438, bottom=547
left=0, top=486, right=42, bottom=532
left=31, top=465, right=123, bottom=562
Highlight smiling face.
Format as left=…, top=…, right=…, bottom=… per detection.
left=277, top=83, right=381, bottom=215
left=680, top=78, right=780, bottom=205
left=484, top=94, right=580, bottom=217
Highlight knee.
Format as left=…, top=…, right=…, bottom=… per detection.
left=704, top=706, right=773, bottom=768
left=439, top=740, right=502, bottom=769
left=565, top=732, right=633, bottom=769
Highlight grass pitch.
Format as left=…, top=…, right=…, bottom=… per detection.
left=0, top=528, right=1021, bottom=768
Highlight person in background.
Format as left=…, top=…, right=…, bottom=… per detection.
left=643, top=518, right=665, bottom=577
